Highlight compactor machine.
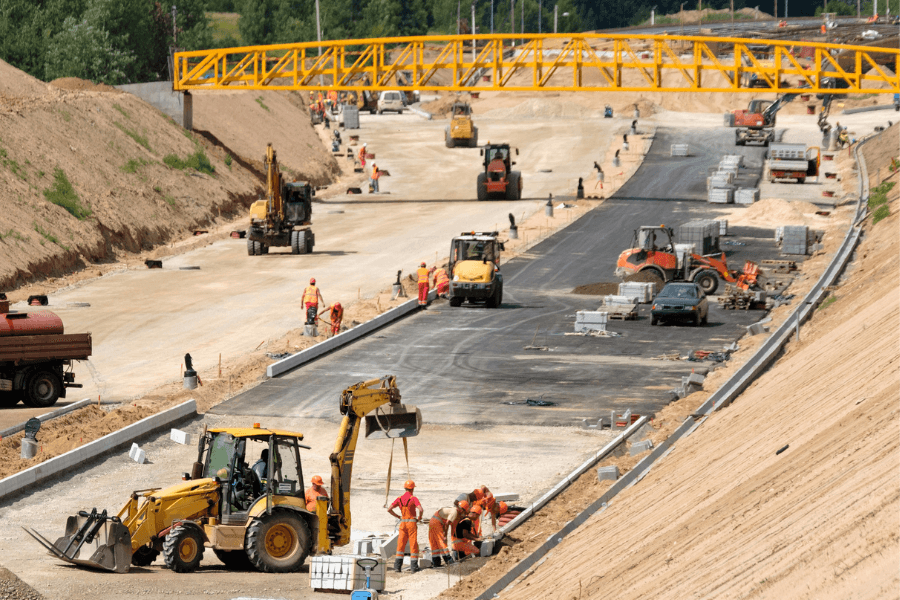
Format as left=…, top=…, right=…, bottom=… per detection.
left=247, top=144, right=315, bottom=255
left=25, top=376, right=420, bottom=574
left=447, top=232, right=504, bottom=308
left=477, top=143, right=522, bottom=200
left=445, top=102, right=478, bottom=148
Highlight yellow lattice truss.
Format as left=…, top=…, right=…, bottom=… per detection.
left=174, top=33, right=900, bottom=94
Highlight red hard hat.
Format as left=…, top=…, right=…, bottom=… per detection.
left=312, top=475, right=324, bottom=485
left=404, top=480, right=415, bottom=490
left=310, top=278, right=316, bottom=284
left=420, top=262, right=426, bottom=267
left=334, top=301, right=341, bottom=309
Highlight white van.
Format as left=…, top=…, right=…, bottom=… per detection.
left=377, top=90, right=405, bottom=115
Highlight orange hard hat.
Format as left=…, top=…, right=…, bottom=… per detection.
left=470, top=504, right=483, bottom=516
left=310, top=277, right=316, bottom=284
left=334, top=301, right=341, bottom=309
left=404, top=480, right=415, bottom=490
left=497, top=501, right=508, bottom=515
left=457, top=500, right=470, bottom=512
left=311, top=475, right=324, bottom=485
left=472, top=488, right=484, bottom=501
left=420, top=262, right=426, bottom=267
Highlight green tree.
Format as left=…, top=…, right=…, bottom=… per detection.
left=44, top=16, right=135, bottom=83
left=238, top=0, right=279, bottom=44
left=149, top=0, right=213, bottom=80
left=814, top=0, right=857, bottom=15
left=370, top=0, right=428, bottom=36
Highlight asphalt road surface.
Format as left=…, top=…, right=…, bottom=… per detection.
left=213, top=127, right=793, bottom=427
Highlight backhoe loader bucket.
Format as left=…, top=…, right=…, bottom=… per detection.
left=365, top=403, right=421, bottom=439
left=23, top=509, right=133, bottom=573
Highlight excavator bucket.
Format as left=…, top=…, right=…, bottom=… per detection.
left=23, top=509, right=133, bottom=573
left=364, top=403, right=421, bottom=439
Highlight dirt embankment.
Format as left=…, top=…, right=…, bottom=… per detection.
left=0, top=60, right=339, bottom=293
left=432, top=125, right=900, bottom=600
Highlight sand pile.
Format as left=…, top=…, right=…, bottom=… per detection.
left=421, top=93, right=476, bottom=118
left=721, top=198, right=830, bottom=228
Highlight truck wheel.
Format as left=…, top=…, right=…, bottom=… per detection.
left=449, top=296, right=463, bottom=307
left=506, top=172, right=521, bottom=200
left=494, top=284, right=503, bottom=308
left=693, top=271, right=718, bottom=295
left=214, top=549, right=253, bottom=571
left=797, top=177, right=806, bottom=184
left=24, top=370, right=61, bottom=408
left=291, top=231, right=300, bottom=254
left=296, top=231, right=308, bottom=255
left=247, top=238, right=256, bottom=256
left=476, top=173, right=488, bottom=201
left=132, top=546, right=160, bottom=567
left=305, top=232, right=314, bottom=254
left=651, top=316, right=658, bottom=326
left=246, top=509, right=310, bottom=573
left=163, top=525, right=204, bottom=573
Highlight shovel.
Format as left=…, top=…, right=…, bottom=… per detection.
left=24, top=509, right=133, bottom=573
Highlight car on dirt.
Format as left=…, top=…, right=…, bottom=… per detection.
left=377, top=91, right=405, bottom=114
left=650, top=282, right=709, bottom=326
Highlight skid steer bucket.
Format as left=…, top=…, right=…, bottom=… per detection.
left=23, top=509, right=133, bottom=573
left=365, top=403, right=422, bottom=439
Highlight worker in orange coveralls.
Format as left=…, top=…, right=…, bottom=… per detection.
left=456, top=485, right=491, bottom=506
left=417, top=262, right=430, bottom=307
left=451, top=506, right=482, bottom=560
left=388, top=480, right=423, bottom=573
left=485, top=498, right=509, bottom=532
left=317, top=301, right=343, bottom=336
left=428, top=503, right=464, bottom=567
left=469, top=503, right=484, bottom=536
left=432, top=266, right=450, bottom=298
left=305, top=475, right=329, bottom=511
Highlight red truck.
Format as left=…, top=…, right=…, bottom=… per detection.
left=0, top=296, right=91, bottom=408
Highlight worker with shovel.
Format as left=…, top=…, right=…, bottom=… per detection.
left=388, top=480, right=423, bottom=573
left=317, top=301, right=343, bottom=336
left=302, top=278, right=324, bottom=325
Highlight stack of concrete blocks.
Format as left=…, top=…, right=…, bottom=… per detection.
left=129, top=443, right=146, bottom=464
left=310, top=555, right=386, bottom=592
left=674, top=243, right=696, bottom=271
left=602, top=295, right=637, bottom=316
left=630, top=439, right=654, bottom=455
left=707, top=171, right=734, bottom=190
left=676, top=372, right=705, bottom=398
left=170, top=429, right=192, bottom=445
left=716, top=219, right=728, bottom=236
left=709, top=188, right=734, bottom=204
left=575, top=310, right=608, bottom=333
left=735, top=188, right=760, bottom=205
left=670, top=143, right=690, bottom=157
left=597, top=465, right=619, bottom=481
left=678, top=221, right=720, bottom=255
left=775, top=226, right=784, bottom=245
left=343, top=104, right=360, bottom=129
left=781, top=225, right=809, bottom=255
left=617, top=282, right=655, bottom=304
left=721, top=154, right=744, bottom=169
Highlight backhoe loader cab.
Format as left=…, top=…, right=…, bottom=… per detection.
left=448, top=232, right=505, bottom=308
left=477, top=143, right=522, bottom=200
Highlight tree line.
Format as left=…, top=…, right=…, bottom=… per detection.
left=1, top=0, right=887, bottom=86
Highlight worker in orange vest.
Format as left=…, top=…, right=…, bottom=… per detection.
left=388, top=480, right=423, bottom=573
left=469, top=503, right=484, bottom=537
left=416, top=262, right=430, bottom=307
left=302, top=278, right=324, bottom=325
left=317, top=301, right=343, bottom=336
left=451, top=506, right=482, bottom=560
left=358, top=143, right=367, bottom=168
left=432, top=266, right=450, bottom=298
left=371, top=164, right=381, bottom=193
left=428, top=503, right=464, bottom=567
left=305, top=475, right=329, bottom=511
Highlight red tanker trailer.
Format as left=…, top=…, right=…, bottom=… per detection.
left=0, top=295, right=91, bottom=408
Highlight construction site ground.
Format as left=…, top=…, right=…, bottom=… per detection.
left=0, top=53, right=897, bottom=599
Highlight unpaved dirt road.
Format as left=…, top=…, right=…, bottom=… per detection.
left=3, top=109, right=621, bottom=415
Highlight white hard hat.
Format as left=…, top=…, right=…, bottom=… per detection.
left=363, top=143, right=368, bottom=147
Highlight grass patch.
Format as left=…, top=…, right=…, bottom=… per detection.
left=818, top=295, right=837, bottom=311
left=0, top=229, right=25, bottom=242
left=120, top=158, right=150, bottom=173
left=59, top=109, right=72, bottom=122
left=43, top=168, right=91, bottom=219
left=164, top=194, right=176, bottom=206
left=224, top=154, right=233, bottom=169
left=163, top=150, right=215, bottom=175
left=208, top=12, right=242, bottom=44
left=255, top=96, right=270, bottom=112
left=112, top=103, right=130, bottom=119
left=868, top=180, right=895, bottom=209
left=33, top=222, right=62, bottom=246
left=114, top=121, right=152, bottom=152
left=873, top=203, right=890, bottom=223
left=153, top=185, right=163, bottom=193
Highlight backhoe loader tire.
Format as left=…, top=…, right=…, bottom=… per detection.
left=246, top=509, right=310, bottom=573
left=449, top=296, right=463, bottom=307
left=469, top=128, right=478, bottom=148
left=445, top=129, right=454, bottom=148
left=163, top=525, right=204, bottom=573
left=476, top=173, right=488, bottom=201
left=291, top=230, right=308, bottom=255
left=214, top=548, right=253, bottom=571
left=132, top=546, right=160, bottom=567
left=692, top=270, right=718, bottom=295
left=506, top=172, right=521, bottom=200
left=247, top=238, right=256, bottom=256
left=23, top=370, right=61, bottom=408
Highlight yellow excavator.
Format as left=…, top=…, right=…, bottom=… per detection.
left=24, top=376, right=420, bottom=573
left=247, top=143, right=315, bottom=256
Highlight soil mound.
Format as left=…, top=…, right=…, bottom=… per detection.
left=422, top=93, right=476, bottom=118
left=572, top=282, right=620, bottom=295
left=0, top=59, right=48, bottom=98
left=50, top=77, right=120, bottom=93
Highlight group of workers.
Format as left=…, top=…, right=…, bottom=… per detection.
left=356, top=143, right=382, bottom=193
left=301, top=277, right=343, bottom=336
left=416, top=262, right=450, bottom=307
left=388, top=481, right=510, bottom=573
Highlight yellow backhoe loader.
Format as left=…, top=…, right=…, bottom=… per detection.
left=24, top=376, right=420, bottom=574
left=247, top=144, right=315, bottom=256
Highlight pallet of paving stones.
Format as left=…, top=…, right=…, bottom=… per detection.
left=607, top=308, right=638, bottom=320
left=760, top=259, right=798, bottom=273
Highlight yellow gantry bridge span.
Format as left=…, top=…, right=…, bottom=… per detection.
left=173, top=33, right=900, bottom=95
